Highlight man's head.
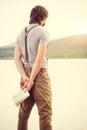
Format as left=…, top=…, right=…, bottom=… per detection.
left=29, top=5, right=48, bottom=26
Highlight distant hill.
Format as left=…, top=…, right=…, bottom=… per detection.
left=0, top=42, right=15, bottom=59
left=47, top=34, right=87, bottom=58
left=0, top=34, right=87, bottom=59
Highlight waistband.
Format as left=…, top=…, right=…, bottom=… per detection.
left=23, top=66, right=47, bottom=72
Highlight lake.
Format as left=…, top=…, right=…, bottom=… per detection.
left=0, top=59, right=87, bottom=130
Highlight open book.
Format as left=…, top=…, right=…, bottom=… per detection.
left=13, top=89, right=30, bottom=106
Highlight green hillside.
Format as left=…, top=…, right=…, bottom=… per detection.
left=0, top=34, right=87, bottom=59
left=0, top=46, right=14, bottom=59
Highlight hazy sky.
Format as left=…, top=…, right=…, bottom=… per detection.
left=0, top=0, right=87, bottom=46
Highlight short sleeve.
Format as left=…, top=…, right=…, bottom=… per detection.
left=17, top=29, right=25, bottom=45
left=39, top=28, right=50, bottom=45
left=17, top=34, right=20, bottom=44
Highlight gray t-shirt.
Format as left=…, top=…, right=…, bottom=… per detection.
left=17, top=24, right=50, bottom=68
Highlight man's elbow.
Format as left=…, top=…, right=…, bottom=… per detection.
left=14, top=55, right=21, bottom=63
left=35, top=57, right=44, bottom=66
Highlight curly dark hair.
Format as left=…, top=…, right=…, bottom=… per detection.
left=29, top=5, right=48, bottom=25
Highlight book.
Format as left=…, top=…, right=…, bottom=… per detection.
left=13, top=89, right=30, bottom=106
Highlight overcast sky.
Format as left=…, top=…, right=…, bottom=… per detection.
left=0, top=0, right=87, bottom=46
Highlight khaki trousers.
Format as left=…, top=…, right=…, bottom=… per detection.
left=18, top=67, right=52, bottom=130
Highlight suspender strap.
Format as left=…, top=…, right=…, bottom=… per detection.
left=25, top=25, right=38, bottom=63
left=25, top=27, right=28, bottom=62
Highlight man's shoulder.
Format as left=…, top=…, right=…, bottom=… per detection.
left=26, top=24, right=49, bottom=38
left=18, top=28, right=25, bottom=38
left=37, top=26, right=49, bottom=36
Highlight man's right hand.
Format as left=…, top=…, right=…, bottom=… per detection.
left=23, top=75, right=30, bottom=83
left=21, top=75, right=30, bottom=90
left=22, top=80, right=34, bottom=91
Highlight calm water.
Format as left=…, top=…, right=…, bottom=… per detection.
left=0, top=59, right=87, bottom=130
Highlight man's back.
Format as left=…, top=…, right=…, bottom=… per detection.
left=17, top=24, right=49, bottom=68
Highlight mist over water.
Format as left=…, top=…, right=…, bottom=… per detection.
left=0, top=59, right=87, bottom=130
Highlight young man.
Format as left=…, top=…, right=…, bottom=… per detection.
left=14, top=5, right=52, bottom=130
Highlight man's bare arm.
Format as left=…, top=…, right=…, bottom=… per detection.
left=14, top=44, right=29, bottom=82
